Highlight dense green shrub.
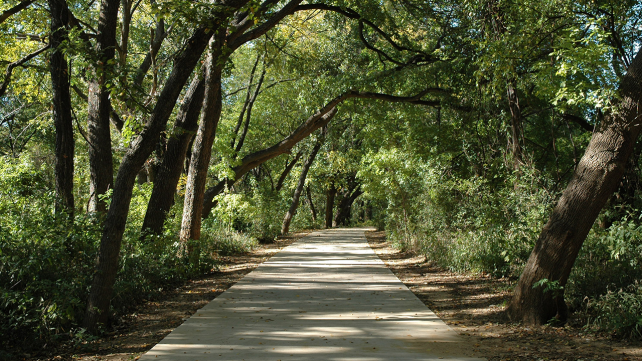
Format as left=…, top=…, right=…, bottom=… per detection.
left=0, top=155, right=266, bottom=352
left=589, top=282, right=642, bottom=338
left=359, top=148, right=554, bottom=277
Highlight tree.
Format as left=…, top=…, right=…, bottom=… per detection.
left=179, top=35, right=226, bottom=257
left=86, top=0, right=119, bottom=214
left=140, top=74, right=205, bottom=237
left=508, top=48, right=642, bottom=325
left=83, top=25, right=213, bottom=331
left=48, top=0, right=74, bottom=216
left=281, top=130, right=325, bottom=235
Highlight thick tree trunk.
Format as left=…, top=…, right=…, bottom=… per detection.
left=334, top=187, right=363, bottom=226
left=325, top=183, right=336, bottom=228
left=83, top=27, right=212, bottom=332
left=179, top=37, right=225, bottom=253
left=508, top=49, right=642, bottom=325
left=49, top=0, right=74, bottom=217
left=141, top=75, right=205, bottom=237
left=281, top=138, right=323, bottom=235
left=87, top=0, right=119, bottom=214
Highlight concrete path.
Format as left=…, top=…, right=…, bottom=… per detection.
left=140, top=228, right=483, bottom=361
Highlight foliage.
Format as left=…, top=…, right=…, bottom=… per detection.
left=0, top=154, right=259, bottom=351
left=590, top=282, right=642, bottom=338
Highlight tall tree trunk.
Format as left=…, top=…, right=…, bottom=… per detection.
left=87, top=0, right=119, bottom=214
left=507, top=80, right=524, bottom=170
left=508, top=49, right=642, bottom=325
left=306, top=185, right=317, bottom=222
left=179, top=37, right=225, bottom=256
left=281, top=137, right=323, bottom=235
left=83, top=27, right=213, bottom=333
left=49, top=0, right=74, bottom=217
left=141, top=75, right=205, bottom=237
left=325, top=183, right=336, bottom=228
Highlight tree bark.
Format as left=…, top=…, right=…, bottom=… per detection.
left=83, top=26, right=213, bottom=333
left=508, top=49, right=642, bottom=325
left=325, top=183, right=336, bottom=228
left=334, top=185, right=363, bottom=226
left=87, top=0, right=119, bottom=214
left=49, top=0, right=74, bottom=217
left=281, top=137, right=323, bottom=235
left=179, top=36, right=225, bottom=252
left=141, top=75, right=205, bottom=237
left=507, top=81, right=524, bottom=170
left=275, top=151, right=303, bottom=192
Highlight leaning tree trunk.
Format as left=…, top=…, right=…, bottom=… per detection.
left=179, top=37, right=225, bottom=258
left=281, top=136, right=323, bottom=235
left=325, top=183, right=336, bottom=229
left=87, top=0, right=119, bottom=214
left=83, top=27, right=212, bottom=333
left=508, top=48, right=642, bottom=325
left=49, top=0, right=74, bottom=217
left=141, top=75, right=205, bottom=237
left=275, top=151, right=303, bottom=192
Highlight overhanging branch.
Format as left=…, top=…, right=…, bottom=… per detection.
left=0, top=44, right=49, bottom=98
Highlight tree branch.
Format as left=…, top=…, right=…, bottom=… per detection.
left=0, top=44, right=49, bottom=98
left=228, top=0, right=303, bottom=50
left=202, top=87, right=443, bottom=216
left=562, top=113, right=593, bottom=133
left=0, top=0, right=34, bottom=25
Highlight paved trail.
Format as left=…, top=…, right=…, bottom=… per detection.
left=140, top=228, right=483, bottom=361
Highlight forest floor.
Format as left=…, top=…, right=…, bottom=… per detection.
left=365, top=230, right=642, bottom=361
left=21, top=229, right=642, bottom=361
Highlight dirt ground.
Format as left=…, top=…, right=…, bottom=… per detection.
left=365, top=230, right=642, bottom=361
left=20, top=229, right=642, bottom=361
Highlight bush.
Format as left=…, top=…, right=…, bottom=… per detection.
left=590, top=283, right=642, bottom=338
left=359, top=149, right=554, bottom=277
left=0, top=155, right=265, bottom=352
left=201, top=227, right=259, bottom=256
